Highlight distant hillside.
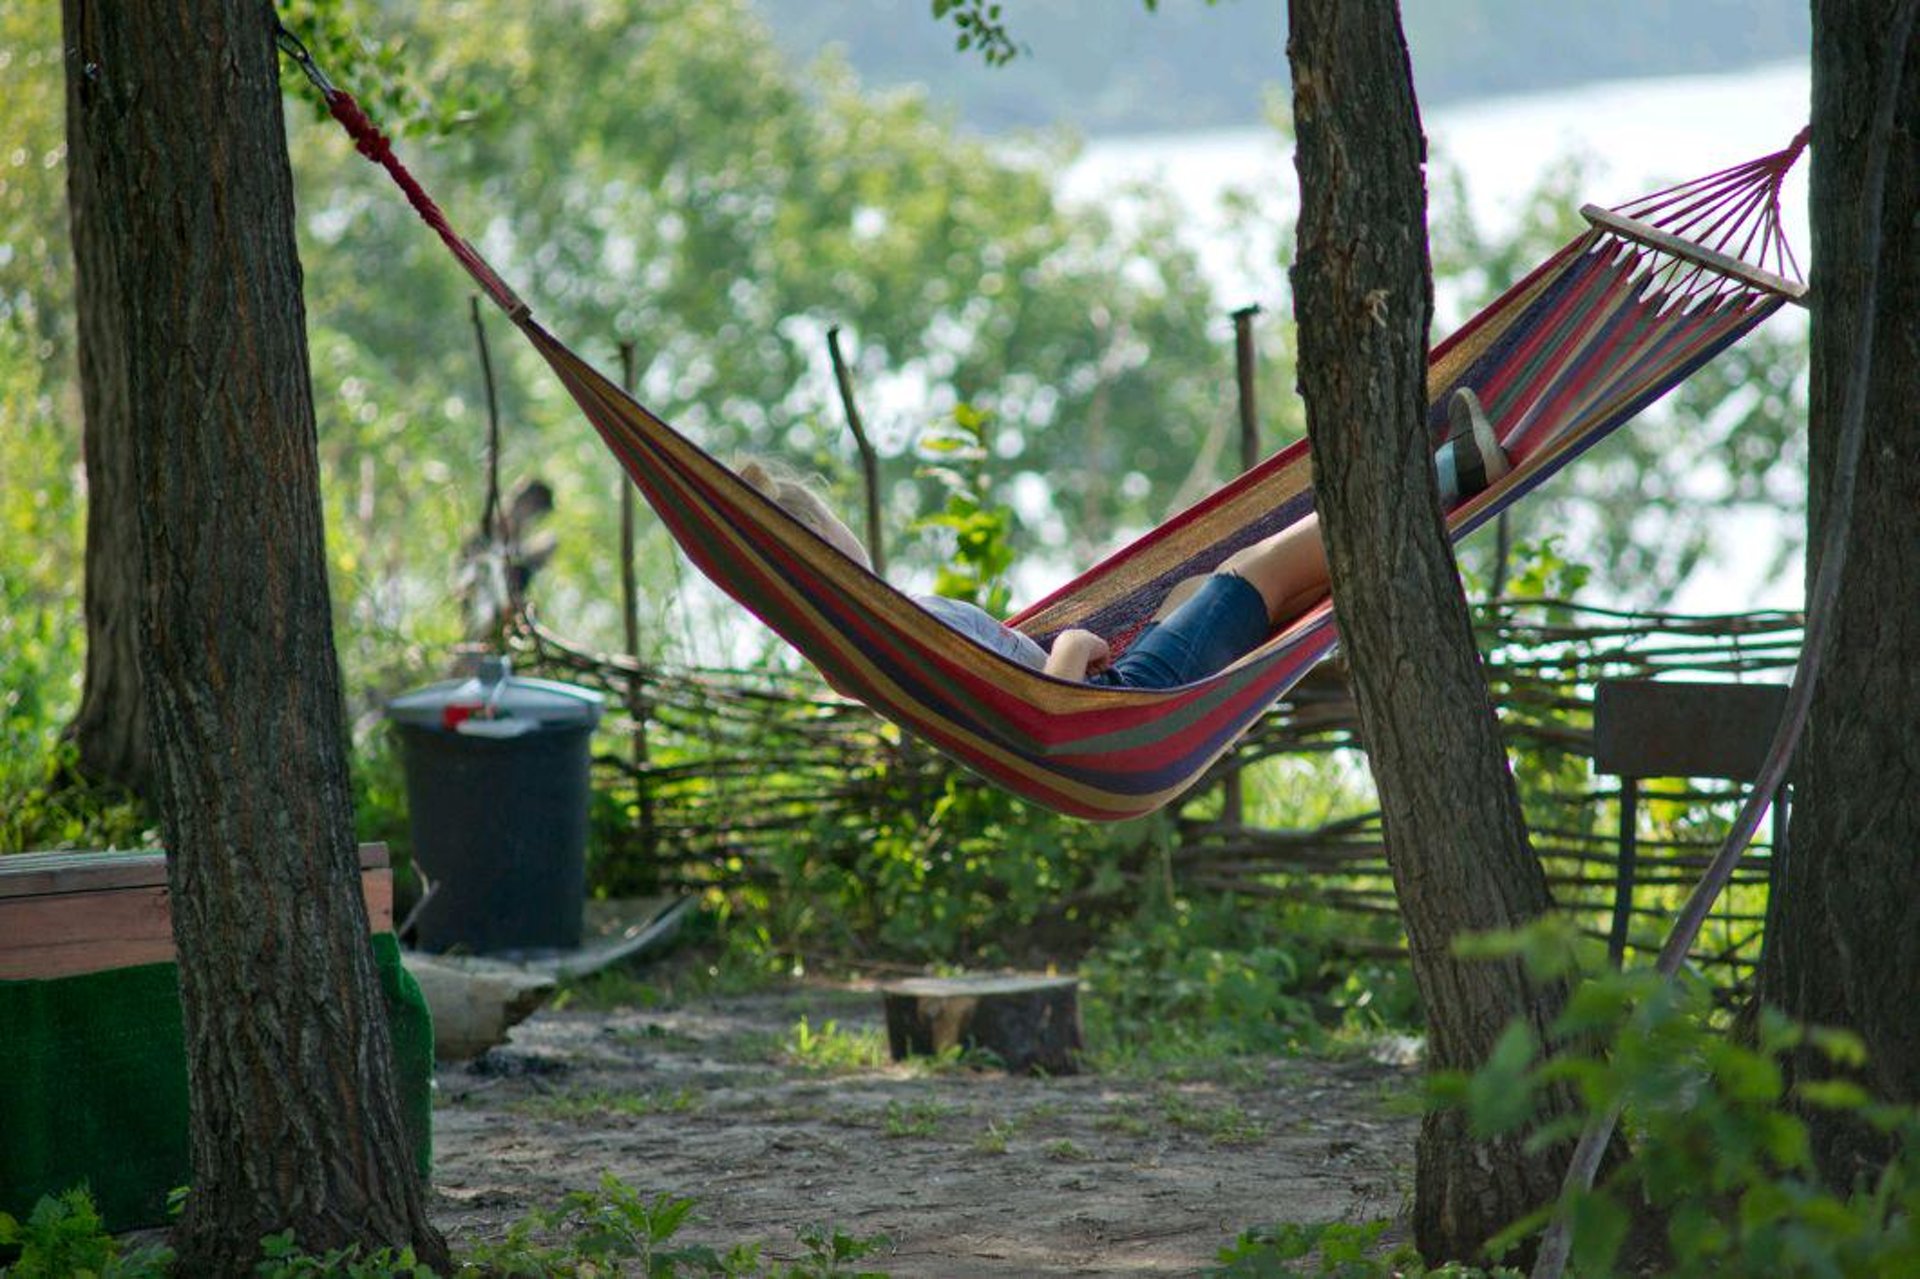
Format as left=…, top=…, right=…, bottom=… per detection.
left=751, top=0, right=1809, bottom=136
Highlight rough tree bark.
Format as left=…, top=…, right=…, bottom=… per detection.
left=62, top=10, right=150, bottom=799
left=1286, top=1, right=1584, bottom=1263
left=1761, top=0, right=1920, bottom=1189
left=60, top=1, right=449, bottom=1269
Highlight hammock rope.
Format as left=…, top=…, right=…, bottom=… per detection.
left=288, top=43, right=1808, bottom=821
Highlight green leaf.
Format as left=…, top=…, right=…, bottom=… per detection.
left=1806, top=1025, right=1870, bottom=1069
left=1464, top=1022, right=1541, bottom=1137
left=1566, top=1188, right=1630, bottom=1276
left=1797, top=1078, right=1872, bottom=1112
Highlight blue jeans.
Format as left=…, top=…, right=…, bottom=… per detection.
left=1089, top=573, right=1271, bottom=690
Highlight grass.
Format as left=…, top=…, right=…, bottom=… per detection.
left=882, top=1096, right=961, bottom=1138
left=1095, top=1110, right=1153, bottom=1138
left=513, top=1087, right=702, bottom=1122
left=783, top=1017, right=888, bottom=1074
left=1156, top=1090, right=1270, bottom=1147
left=608, top=1022, right=706, bottom=1052
left=971, top=1119, right=1014, bottom=1155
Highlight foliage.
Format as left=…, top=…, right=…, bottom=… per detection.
left=1081, top=894, right=1419, bottom=1065
left=1209, top=923, right=1918, bottom=1276
left=275, top=0, right=490, bottom=137
left=928, top=0, right=1019, bottom=67
left=926, top=0, right=1218, bottom=71
left=1084, top=897, right=1317, bottom=1057
left=0, top=1187, right=173, bottom=1279
left=0, top=319, right=152, bottom=853
left=255, top=1230, right=438, bottom=1278
left=2, top=1178, right=891, bottom=1278
left=1431, top=919, right=1920, bottom=1275
left=0, top=2, right=69, bottom=350
left=464, top=1177, right=750, bottom=1276
left=282, top=0, right=1225, bottom=688
left=926, top=1, right=1231, bottom=73
left=707, top=760, right=1161, bottom=968
left=1210, top=1218, right=1511, bottom=1278
left=783, top=1016, right=888, bottom=1074
left=464, top=1173, right=890, bottom=1277
left=912, top=404, right=1016, bottom=615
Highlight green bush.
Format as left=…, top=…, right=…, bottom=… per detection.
left=1210, top=923, right=1918, bottom=1276
left=1434, top=920, right=1920, bottom=1276
left=1211, top=1218, right=1512, bottom=1278
left=1082, top=894, right=1420, bottom=1066
left=0, top=1187, right=172, bottom=1278
left=2, top=1178, right=891, bottom=1278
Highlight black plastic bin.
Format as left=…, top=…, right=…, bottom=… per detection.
left=387, top=657, right=604, bottom=954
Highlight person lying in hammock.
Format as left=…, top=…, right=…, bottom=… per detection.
left=744, top=387, right=1508, bottom=689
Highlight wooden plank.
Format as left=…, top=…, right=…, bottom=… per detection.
left=0, top=845, right=393, bottom=981
left=1593, top=681, right=1789, bottom=782
left=0, top=843, right=388, bottom=901
left=1581, top=204, right=1810, bottom=308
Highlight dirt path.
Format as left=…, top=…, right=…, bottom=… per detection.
left=430, top=983, right=1418, bottom=1276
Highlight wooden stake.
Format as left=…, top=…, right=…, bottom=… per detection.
left=827, top=325, right=885, bottom=577
left=617, top=342, right=655, bottom=859
left=470, top=296, right=504, bottom=545
left=1223, top=305, right=1264, bottom=828
left=618, top=342, right=641, bottom=665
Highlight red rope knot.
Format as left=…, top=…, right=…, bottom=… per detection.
left=328, top=92, right=395, bottom=167
left=321, top=90, right=530, bottom=318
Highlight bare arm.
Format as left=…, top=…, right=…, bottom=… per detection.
left=1043, top=629, right=1111, bottom=682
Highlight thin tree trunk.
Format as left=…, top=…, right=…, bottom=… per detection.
left=61, top=1, right=448, bottom=1269
left=63, top=1, right=149, bottom=798
left=1761, top=0, right=1920, bottom=1188
left=1287, top=1, right=1580, bottom=1263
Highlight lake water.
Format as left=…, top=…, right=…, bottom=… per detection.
left=1060, top=60, right=1813, bottom=614
left=1065, top=59, right=1811, bottom=316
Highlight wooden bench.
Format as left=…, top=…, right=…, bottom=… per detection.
left=1592, top=680, right=1790, bottom=967
left=0, top=844, right=393, bottom=980
left=1, top=842, right=425, bottom=1231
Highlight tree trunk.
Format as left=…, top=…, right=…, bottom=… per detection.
left=63, top=8, right=150, bottom=798
left=1761, top=0, right=1920, bottom=1189
left=60, top=1, right=449, bottom=1269
left=1287, top=1, right=1579, bottom=1263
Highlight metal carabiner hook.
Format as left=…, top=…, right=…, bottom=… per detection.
left=274, top=24, right=337, bottom=98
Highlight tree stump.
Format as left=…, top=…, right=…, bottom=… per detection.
left=400, top=952, right=556, bottom=1061
left=881, top=975, right=1082, bottom=1075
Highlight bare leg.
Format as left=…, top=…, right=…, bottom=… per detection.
left=1215, top=513, right=1329, bottom=621
left=1142, top=391, right=1503, bottom=633
left=1148, top=573, right=1210, bottom=620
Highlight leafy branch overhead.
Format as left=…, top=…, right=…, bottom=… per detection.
left=930, top=0, right=1017, bottom=65
left=931, top=0, right=1203, bottom=66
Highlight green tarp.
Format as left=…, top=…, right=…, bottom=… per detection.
left=0, top=932, right=433, bottom=1230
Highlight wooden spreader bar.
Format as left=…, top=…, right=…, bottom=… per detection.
left=1582, top=204, right=1810, bottom=308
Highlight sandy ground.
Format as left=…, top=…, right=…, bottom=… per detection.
left=428, top=983, right=1419, bottom=1276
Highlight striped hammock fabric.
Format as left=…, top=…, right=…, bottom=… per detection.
left=316, top=76, right=1807, bottom=821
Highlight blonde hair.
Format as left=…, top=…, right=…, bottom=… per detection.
left=738, top=458, right=873, bottom=572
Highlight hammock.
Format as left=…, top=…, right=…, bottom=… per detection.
left=297, top=48, right=1807, bottom=821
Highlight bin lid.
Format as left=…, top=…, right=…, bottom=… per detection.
left=387, top=656, right=604, bottom=733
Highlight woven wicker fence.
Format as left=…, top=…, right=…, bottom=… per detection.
left=513, top=600, right=1802, bottom=975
